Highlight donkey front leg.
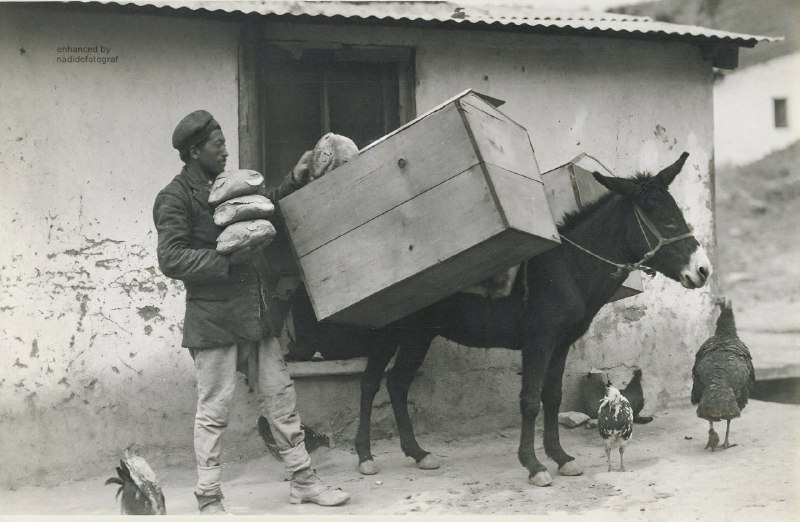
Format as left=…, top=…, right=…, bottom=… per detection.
left=355, top=345, right=399, bottom=475
left=385, top=339, right=438, bottom=470
left=518, top=345, right=554, bottom=486
left=541, top=344, right=582, bottom=477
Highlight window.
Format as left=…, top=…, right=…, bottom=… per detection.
left=774, top=98, right=788, bottom=128
left=258, top=44, right=415, bottom=189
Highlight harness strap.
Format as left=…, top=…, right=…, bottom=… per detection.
left=559, top=205, right=695, bottom=278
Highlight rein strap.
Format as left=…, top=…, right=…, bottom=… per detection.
left=559, top=205, right=695, bottom=278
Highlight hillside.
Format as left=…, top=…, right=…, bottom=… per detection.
left=609, top=0, right=798, bottom=68
left=715, top=140, right=800, bottom=313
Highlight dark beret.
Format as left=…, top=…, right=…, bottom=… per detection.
left=172, top=110, right=221, bottom=151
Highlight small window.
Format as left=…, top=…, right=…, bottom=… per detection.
left=774, top=98, right=788, bottom=128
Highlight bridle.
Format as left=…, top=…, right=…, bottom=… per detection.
left=559, top=205, right=696, bottom=278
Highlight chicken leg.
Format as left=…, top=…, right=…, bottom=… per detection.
left=705, top=422, right=720, bottom=451
left=722, top=419, right=737, bottom=449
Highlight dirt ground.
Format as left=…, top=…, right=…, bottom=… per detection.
left=1, top=400, right=798, bottom=520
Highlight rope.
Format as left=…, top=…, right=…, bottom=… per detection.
left=559, top=205, right=695, bottom=278
left=559, top=234, right=651, bottom=277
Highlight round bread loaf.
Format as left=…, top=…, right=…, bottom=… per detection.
left=309, top=133, right=359, bottom=179
left=213, top=194, right=275, bottom=227
left=216, top=219, right=276, bottom=254
left=209, top=169, right=264, bottom=206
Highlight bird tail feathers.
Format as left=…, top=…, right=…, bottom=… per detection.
left=696, top=385, right=741, bottom=420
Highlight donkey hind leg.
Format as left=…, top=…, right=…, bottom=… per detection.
left=541, top=344, right=582, bottom=477
left=355, top=344, right=399, bottom=475
left=385, top=337, right=438, bottom=469
left=518, top=342, right=555, bottom=486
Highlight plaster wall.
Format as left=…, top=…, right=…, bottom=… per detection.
left=0, top=4, right=241, bottom=487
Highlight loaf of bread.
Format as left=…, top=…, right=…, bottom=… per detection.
left=216, top=219, right=277, bottom=254
left=309, top=133, right=359, bottom=180
left=213, top=194, right=275, bottom=227
left=209, top=169, right=264, bottom=206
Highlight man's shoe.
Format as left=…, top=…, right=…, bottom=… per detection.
left=289, top=467, right=350, bottom=506
left=195, top=493, right=227, bottom=515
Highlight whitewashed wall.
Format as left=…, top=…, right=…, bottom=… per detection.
left=714, top=52, right=800, bottom=167
left=0, top=4, right=240, bottom=487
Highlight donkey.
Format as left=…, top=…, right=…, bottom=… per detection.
left=278, top=151, right=711, bottom=487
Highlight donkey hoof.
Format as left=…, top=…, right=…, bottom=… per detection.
left=417, top=454, right=440, bottom=470
left=529, top=470, right=553, bottom=487
left=558, top=461, right=583, bottom=476
left=358, top=460, right=378, bottom=475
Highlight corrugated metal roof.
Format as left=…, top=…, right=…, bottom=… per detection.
left=90, top=0, right=779, bottom=47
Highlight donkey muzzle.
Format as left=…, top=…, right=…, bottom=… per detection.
left=680, top=247, right=711, bottom=289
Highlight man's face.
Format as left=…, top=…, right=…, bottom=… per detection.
left=192, top=129, right=228, bottom=176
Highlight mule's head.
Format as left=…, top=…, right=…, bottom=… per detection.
left=593, top=152, right=711, bottom=289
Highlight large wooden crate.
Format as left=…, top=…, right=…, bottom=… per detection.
left=541, top=153, right=644, bottom=302
left=280, top=90, right=560, bottom=327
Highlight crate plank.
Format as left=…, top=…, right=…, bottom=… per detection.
left=484, top=164, right=559, bottom=241
left=329, top=228, right=550, bottom=326
left=460, top=95, right=543, bottom=183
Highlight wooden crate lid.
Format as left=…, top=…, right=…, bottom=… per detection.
left=360, top=89, right=508, bottom=153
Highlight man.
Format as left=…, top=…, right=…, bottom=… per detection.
left=153, top=110, right=350, bottom=514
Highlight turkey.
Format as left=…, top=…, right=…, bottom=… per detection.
left=691, top=297, right=755, bottom=451
left=105, top=450, right=166, bottom=515
left=598, top=381, right=634, bottom=472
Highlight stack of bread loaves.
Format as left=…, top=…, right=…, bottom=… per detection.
left=208, top=169, right=276, bottom=254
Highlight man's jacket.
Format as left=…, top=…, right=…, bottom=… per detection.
left=153, top=167, right=302, bottom=348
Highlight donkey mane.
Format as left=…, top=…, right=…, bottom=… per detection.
left=556, top=172, right=663, bottom=233
left=557, top=191, right=616, bottom=233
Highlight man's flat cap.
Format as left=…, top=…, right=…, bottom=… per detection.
left=172, top=110, right=221, bottom=151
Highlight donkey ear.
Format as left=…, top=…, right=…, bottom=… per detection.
left=593, top=171, right=636, bottom=198
left=655, top=151, right=689, bottom=187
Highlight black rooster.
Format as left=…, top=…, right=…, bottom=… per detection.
left=691, top=298, right=755, bottom=451
left=105, top=450, right=166, bottom=515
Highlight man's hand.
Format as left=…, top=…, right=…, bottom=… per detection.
left=290, top=150, right=314, bottom=186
